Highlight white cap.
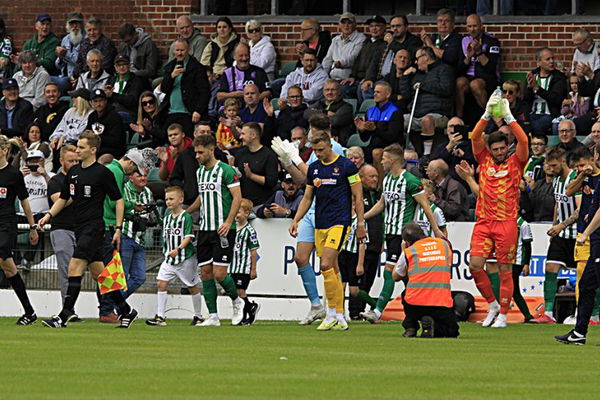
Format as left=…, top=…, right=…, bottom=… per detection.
left=26, top=150, right=45, bottom=160
left=125, top=149, right=145, bottom=175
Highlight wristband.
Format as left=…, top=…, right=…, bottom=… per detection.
left=115, top=226, right=123, bottom=230
left=47, top=211, right=53, bottom=218
left=29, top=224, right=37, bottom=230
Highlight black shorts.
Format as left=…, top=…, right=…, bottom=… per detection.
left=338, top=250, right=360, bottom=286
left=230, top=273, right=251, bottom=290
left=546, top=236, right=576, bottom=269
left=385, top=235, right=403, bottom=265
left=0, top=222, right=17, bottom=260
left=197, top=230, right=236, bottom=267
left=73, top=222, right=106, bottom=263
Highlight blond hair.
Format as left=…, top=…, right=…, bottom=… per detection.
left=165, top=185, right=184, bottom=197
left=240, top=198, right=254, bottom=211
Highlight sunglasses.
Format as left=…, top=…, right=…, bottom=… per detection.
left=142, top=100, right=156, bottom=106
left=248, top=28, right=260, bottom=34
left=502, top=89, right=515, bottom=95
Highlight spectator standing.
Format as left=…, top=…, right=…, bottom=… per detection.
left=420, top=9, right=462, bottom=69
left=455, top=14, right=501, bottom=118
left=54, top=12, right=86, bottom=92
left=157, top=123, right=192, bottom=182
left=399, top=46, right=454, bottom=156
left=0, top=78, right=34, bottom=138
left=117, top=23, right=159, bottom=81
left=160, top=39, right=210, bottom=137
left=525, top=47, right=568, bottom=136
left=235, top=122, right=279, bottom=207
left=246, top=20, right=276, bottom=81
left=86, top=88, right=126, bottom=158
left=168, top=16, right=208, bottom=63
left=74, top=49, right=111, bottom=92
left=34, top=82, right=69, bottom=143
left=21, top=14, right=60, bottom=76
left=321, top=13, right=366, bottom=81
left=13, top=51, right=51, bottom=111
left=75, top=17, right=117, bottom=76
left=305, top=79, right=354, bottom=145
left=281, top=49, right=328, bottom=107
left=426, top=158, right=469, bottom=221
left=256, top=172, right=304, bottom=218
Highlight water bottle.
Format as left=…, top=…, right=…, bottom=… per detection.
left=491, top=86, right=503, bottom=118
left=219, top=235, right=229, bottom=249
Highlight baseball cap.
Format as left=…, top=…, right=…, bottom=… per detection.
left=366, top=15, right=386, bottom=25
left=26, top=150, right=45, bottom=160
left=36, top=14, right=52, bottom=23
left=90, top=88, right=107, bottom=100
left=66, top=12, right=84, bottom=23
left=114, top=54, right=130, bottom=65
left=339, top=12, right=356, bottom=23
left=2, top=78, right=18, bottom=90
left=68, top=88, right=90, bottom=100
left=125, top=149, right=145, bottom=175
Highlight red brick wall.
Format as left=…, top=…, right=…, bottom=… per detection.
left=1, top=0, right=594, bottom=74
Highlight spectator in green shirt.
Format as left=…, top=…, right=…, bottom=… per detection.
left=18, top=14, right=60, bottom=76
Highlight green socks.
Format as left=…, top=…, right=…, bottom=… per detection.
left=202, top=279, right=218, bottom=314
left=218, top=274, right=239, bottom=300
left=487, top=271, right=500, bottom=302
left=375, top=270, right=395, bottom=313
left=593, top=289, right=600, bottom=316
left=357, top=290, right=377, bottom=308
left=543, top=272, right=558, bottom=312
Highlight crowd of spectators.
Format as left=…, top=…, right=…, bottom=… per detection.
left=1, top=8, right=598, bottom=227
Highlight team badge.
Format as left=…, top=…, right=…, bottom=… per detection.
left=313, top=178, right=322, bottom=187
left=0, top=187, right=6, bottom=198
left=84, top=185, right=92, bottom=197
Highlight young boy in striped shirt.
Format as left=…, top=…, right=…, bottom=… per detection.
left=146, top=186, right=204, bottom=326
left=414, top=179, right=448, bottom=238
left=230, top=198, right=260, bottom=325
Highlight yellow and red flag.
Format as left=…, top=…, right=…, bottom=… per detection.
left=97, top=250, right=128, bottom=294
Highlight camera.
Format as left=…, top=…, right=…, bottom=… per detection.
left=127, top=200, right=165, bottom=232
left=28, top=164, right=39, bottom=172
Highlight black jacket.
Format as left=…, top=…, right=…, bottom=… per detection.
left=305, top=99, right=354, bottom=146
left=107, top=73, right=148, bottom=117
left=160, top=56, right=210, bottom=120
left=524, top=68, right=568, bottom=118
left=0, top=98, right=34, bottom=138
left=170, top=146, right=228, bottom=205
left=265, top=104, right=309, bottom=142
left=430, top=29, right=462, bottom=68
left=86, top=104, right=125, bottom=158
left=351, top=36, right=387, bottom=81
left=362, top=185, right=383, bottom=252
left=34, top=100, right=69, bottom=142
left=399, top=60, right=455, bottom=118
left=359, top=101, right=404, bottom=148
left=431, top=138, right=477, bottom=193
left=456, top=32, right=500, bottom=88
left=366, top=32, right=423, bottom=81
left=234, top=145, right=280, bottom=206
left=296, top=30, right=332, bottom=67
left=75, top=35, right=118, bottom=75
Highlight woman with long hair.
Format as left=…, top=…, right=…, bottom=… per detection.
left=11, top=122, right=53, bottom=171
left=49, top=91, right=93, bottom=150
left=129, top=91, right=166, bottom=148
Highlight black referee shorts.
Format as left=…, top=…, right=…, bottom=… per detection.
left=0, top=222, right=17, bottom=260
left=546, top=236, right=576, bottom=269
left=73, top=222, right=106, bottom=263
left=230, top=273, right=251, bottom=290
left=338, top=250, right=360, bottom=286
left=385, top=234, right=403, bottom=265
left=197, top=230, right=236, bottom=268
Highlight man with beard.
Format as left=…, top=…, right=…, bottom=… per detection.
left=54, top=12, right=86, bottom=92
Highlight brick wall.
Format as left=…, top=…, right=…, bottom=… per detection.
left=1, top=0, right=595, bottom=74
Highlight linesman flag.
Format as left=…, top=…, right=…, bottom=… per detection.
left=97, top=250, right=128, bottom=294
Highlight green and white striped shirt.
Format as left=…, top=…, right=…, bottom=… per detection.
left=342, top=215, right=369, bottom=254
left=515, top=216, right=533, bottom=266
left=196, top=161, right=240, bottom=231
left=414, top=202, right=446, bottom=237
left=122, top=181, right=156, bottom=245
left=531, top=75, right=551, bottom=115
left=162, top=210, right=195, bottom=265
left=553, top=169, right=579, bottom=240
left=230, top=222, right=259, bottom=274
left=382, top=170, right=424, bottom=235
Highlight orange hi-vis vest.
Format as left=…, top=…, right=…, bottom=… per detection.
left=404, top=237, right=453, bottom=308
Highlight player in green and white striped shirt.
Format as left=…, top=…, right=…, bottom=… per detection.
left=230, top=199, right=260, bottom=325
left=532, top=147, right=581, bottom=323
left=187, top=134, right=244, bottom=327
left=146, top=186, right=204, bottom=327
left=414, top=180, right=448, bottom=238
left=361, top=144, right=443, bottom=324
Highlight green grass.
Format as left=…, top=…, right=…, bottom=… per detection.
left=1, top=318, right=599, bottom=399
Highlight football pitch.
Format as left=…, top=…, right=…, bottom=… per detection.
left=1, top=318, right=599, bottom=400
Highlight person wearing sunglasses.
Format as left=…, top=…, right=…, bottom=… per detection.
left=486, top=80, right=530, bottom=134
left=129, top=91, right=165, bottom=148
left=245, top=20, right=276, bottom=82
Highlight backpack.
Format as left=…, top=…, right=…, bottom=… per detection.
left=452, top=291, right=475, bottom=321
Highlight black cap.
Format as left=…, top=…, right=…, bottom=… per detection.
left=114, top=54, right=130, bottom=65
left=36, top=14, right=52, bottom=23
left=90, top=88, right=107, bottom=100
left=2, top=78, right=18, bottom=90
left=68, top=88, right=90, bottom=100
left=365, top=15, right=386, bottom=25
left=66, top=12, right=84, bottom=23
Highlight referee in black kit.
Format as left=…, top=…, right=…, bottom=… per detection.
left=38, top=131, right=138, bottom=328
left=0, top=135, right=39, bottom=325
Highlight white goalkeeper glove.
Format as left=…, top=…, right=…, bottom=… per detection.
left=271, top=137, right=292, bottom=166
left=281, top=139, right=303, bottom=166
left=501, top=98, right=516, bottom=124
left=482, top=92, right=502, bottom=121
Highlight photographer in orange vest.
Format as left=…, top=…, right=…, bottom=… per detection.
left=393, top=222, right=459, bottom=338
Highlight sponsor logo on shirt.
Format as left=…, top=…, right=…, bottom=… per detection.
left=486, top=166, right=508, bottom=178
left=584, top=185, right=593, bottom=195
left=0, top=187, right=6, bottom=198
left=314, top=178, right=337, bottom=186
left=199, top=182, right=218, bottom=192
left=384, top=191, right=402, bottom=201
left=69, top=184, right=75, bottom=196
left=165, top=228, right=182, bottom=236
left=84, top=185, right=91, bottom=197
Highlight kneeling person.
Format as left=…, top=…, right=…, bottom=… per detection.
left=393, top=222, right=459, bottom=338
left=146, top=186, right=204, bottom=326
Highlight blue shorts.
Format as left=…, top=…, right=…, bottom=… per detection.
left=297, top=210, right=315, bottom=243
